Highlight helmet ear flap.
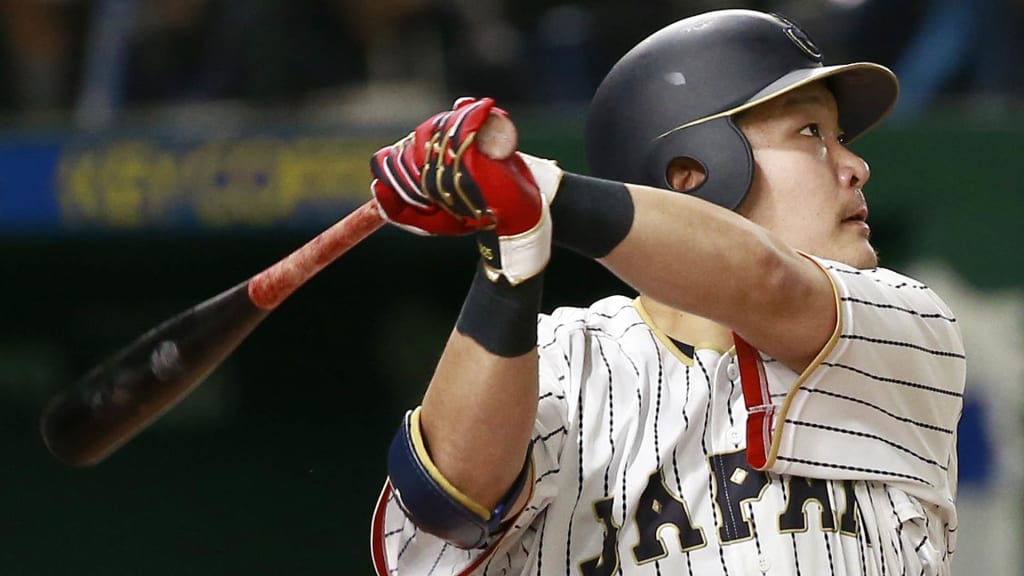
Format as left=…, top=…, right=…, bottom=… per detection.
left=648, top=116, right=754, bottom=210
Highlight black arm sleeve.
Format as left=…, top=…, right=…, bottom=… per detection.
left=549, top=172, right=635, bottom=259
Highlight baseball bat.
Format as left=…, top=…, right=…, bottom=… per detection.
left=40, top=200, right=386, bottom=467
left=39, top=113, right=518, bottom=467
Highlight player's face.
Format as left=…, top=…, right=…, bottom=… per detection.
left=736, top=82, right=877, bottom=269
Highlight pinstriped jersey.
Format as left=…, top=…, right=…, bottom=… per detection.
left=371, top=257, right=965, bottom=576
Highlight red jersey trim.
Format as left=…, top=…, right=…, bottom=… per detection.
left=733, top=252, right=845, bottom=471
left=370, top=479, right=508, bottom=576
left=370, top=481, right=392, bottom=575
left=735, top=335, right=773, bottom=469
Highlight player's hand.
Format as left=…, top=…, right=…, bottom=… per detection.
left=369, top=115, right=477, bottom=237
left=371, top=97, right=553, bottom=285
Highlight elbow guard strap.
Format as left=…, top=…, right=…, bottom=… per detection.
left=386, top=407, right=532, bottom=549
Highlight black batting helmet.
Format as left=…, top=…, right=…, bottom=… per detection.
left=585, top=9, right=899, bottom=210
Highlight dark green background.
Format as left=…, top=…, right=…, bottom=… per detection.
left=0, top=113, right=1020, bottom=575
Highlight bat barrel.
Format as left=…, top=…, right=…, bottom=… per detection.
left=40, top=282, right=270, bottom=466
left=40, top=201, right=385, bottom=466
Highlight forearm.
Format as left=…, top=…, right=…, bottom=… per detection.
left=420, top=331, right=537, bottom=510
left=418, top=266, right=542, bottom=510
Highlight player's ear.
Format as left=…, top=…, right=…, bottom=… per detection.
left=666, top=157, right=707, bottom=192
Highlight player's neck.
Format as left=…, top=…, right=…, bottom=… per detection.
left=639, top=295, right=735, bottom=353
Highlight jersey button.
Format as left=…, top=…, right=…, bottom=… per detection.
left=728, top=428, right=743, bottom=444
left=758, top=555, right=771, bottom=572
left=727, top=362, right=739, bottom=381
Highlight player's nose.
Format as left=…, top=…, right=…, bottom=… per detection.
left=835, top=146, right=870, bottom=190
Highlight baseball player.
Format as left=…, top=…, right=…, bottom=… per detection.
left=368, top=9, right=965, bottom=576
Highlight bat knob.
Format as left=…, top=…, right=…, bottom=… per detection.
left=477, top=114, right=518, bottom=160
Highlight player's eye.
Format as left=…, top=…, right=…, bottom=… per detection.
left=837, top=132, right=848, bottom=145
left=800, top=123, right=822, bottom=138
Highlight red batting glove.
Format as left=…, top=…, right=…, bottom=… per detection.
left=368, top=98, right=493, bottom=236
left=369, top=98, right=551, bottom=283
left=417, top=98, right=551, bottom=284
left=370, top=120, right=476, bottom=237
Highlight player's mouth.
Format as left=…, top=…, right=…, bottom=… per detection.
left=842, top=206, right=870, bottom=234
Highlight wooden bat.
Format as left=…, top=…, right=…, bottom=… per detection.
left=40, top=200, right=386, bottom=466
left=39, top=113, right=518, bottom=467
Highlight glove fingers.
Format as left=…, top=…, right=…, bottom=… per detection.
left=452, top=96, right=477, bottom=110
left=424, top=99, right=496, bottom=222
left=449, top=98, right=495, bottom=146
left=386, top=140, right=431, bottom=209
left=372, top=179, right=475, bottom=236
left=371, top=146, right=432, bottom=211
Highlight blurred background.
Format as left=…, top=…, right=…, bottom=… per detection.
left=0, top=0, right=1021, bottom=574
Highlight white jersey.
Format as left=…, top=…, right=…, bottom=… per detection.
left=371, top=256, right=966, bottom=576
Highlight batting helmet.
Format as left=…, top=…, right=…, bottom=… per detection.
left=584, top=10, right=899, bottom=210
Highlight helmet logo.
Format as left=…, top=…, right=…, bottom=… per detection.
left=664, top=71, right=687, bottom=86
left=771, top=13, right=823, bottom=62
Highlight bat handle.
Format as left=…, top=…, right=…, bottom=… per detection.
left=248, top=110, right=517, bottom=311
left=248, top=200, right=385, bottom=310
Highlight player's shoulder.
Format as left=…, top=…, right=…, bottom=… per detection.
left=808, top=256, right=927, bottom=288
left=808, top=256, right=958, bottom=318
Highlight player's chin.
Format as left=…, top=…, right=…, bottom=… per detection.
left=848, top=240, right=879, bottom=270
left=834, top=225, right=877, bottom=269
left=829, top=234, right=878, bottom=269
